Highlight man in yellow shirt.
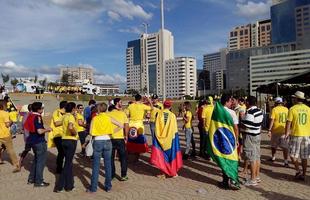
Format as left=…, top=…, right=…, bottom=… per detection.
left=108, top=98, right=129, bottom=181
left=285, top=91, right=310, bottom=181
left=0, top=103, right=20, bottom=172
left=127, top=94, right=153, bottom=155
left=268, top=97, right=289, bottom=167
left=55, top=102, right=78, bottom=192
left=49, top=101, right=67, bottom=174
left=149, top=95, right=163, bottom=140
left=201, top=98, right=214, bottom=159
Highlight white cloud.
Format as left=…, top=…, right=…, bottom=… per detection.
left=236, top=0, right=272, bottom=19
left=0, top=0, right=152, bottom=60
left=94, top=74, right=126, bottom=84
left=48, top=0, right=152, bottom=21
left=118, top=27, right=142, bottom=34
left=0, top=61, right=125, bottom=84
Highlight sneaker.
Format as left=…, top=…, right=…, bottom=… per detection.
left=65, top=187, right=76, bottom=192
left=86, top=189, right=96, bottom=194
left=104, top=187, right=112, bottom=193
left=27, top=180, right=34, bottom=185
left=34, top=182, right=50, bottom=187
left=218, top=181, right=229, bottom=190
left=284, top=162, right=289, bottom=168
left=244, top=179, right=258, bottom=186
left=268, top=157, right=276, bottom=162
left=256, top=177, right=261, bottom=183
left=230, top=180, right=241, bottom=190
left=54, top=189, right=64, bottom=193
left=12, top=167, right=21, bottom=173
left=295, top=171, right=302, bottom=179
left=120, top=176, right=129, bottom=181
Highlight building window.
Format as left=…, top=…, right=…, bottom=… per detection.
left=267, top=25, right=270, bottom=31
left=234, top=31, right=237, bottom=37
left=240, top=30, right=243, bottom=36
left=245, top=29, right=248, bottom=35
left=261, top=26, right=265, bottom=32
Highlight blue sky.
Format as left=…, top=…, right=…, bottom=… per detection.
left=0, top=0, right=271, bottom=85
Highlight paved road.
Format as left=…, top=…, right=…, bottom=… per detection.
left=0, top=93, right=309, bottom=200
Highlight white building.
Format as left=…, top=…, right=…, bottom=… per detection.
left=250, top=49, right=310, bottom=95
left=165, top=57, right=197, bottom=98
left=126, top=29, right=174, bottom=95
left=60, top=66, right=94, bottom=84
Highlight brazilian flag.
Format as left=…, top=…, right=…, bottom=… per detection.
left=206, top=102, right=239, bottom=184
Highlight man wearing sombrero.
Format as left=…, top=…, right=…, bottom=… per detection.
left=285, top=91, right=310, bottom=181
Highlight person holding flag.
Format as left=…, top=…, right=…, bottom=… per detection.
left=150, top=100, right=183, bottom=178
left=127, top=94, right=153, bottom=158
left=206, top=94, right=240, bottom=190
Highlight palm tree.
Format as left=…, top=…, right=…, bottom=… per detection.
left=1, top=73, right=10, bottom=85
left=10, top=78, right=19, bottom=91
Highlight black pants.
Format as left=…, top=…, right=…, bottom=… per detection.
left=57, top=140, right=77, bottom=191
left=78, top=131, right=87, bottom=153
left=111, top=139, right=127, bottom=178
left=198, top=122, right=205, bottom=155
left=53, top=137, right=64, bottom=173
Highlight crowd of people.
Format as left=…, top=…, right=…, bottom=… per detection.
left=0, top=90, right=309, bottom=193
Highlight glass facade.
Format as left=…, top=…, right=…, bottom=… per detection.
left=148, top=64, right=157, bottom=94
left=271, top=0, right=310, bottom=44
left=127, top=39, right=141, bottom=65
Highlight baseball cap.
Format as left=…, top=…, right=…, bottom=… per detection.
left=274, top=97, right=283, bottom=103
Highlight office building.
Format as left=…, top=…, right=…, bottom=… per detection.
left=296, top=4, right=310, bottom=49
left=197, top=69, right=210, bottom=97
left=60, top=66, right=94, bottom=84
left=271, top=0, right=310, bottom=45
left=229, top=24, right=251, bottom=51
left=203, top=48, right=227, bottom=93
left=126, top=1, right=175, bottom=96
left=250, top=49, right=310, bottom=95
left=226, top=43, right=296, bottom=93
left=126, top=30, right=174, bottom=95
left=165, top=57, right=196, bottom=98
left=229, top=20, right=271, bottom=51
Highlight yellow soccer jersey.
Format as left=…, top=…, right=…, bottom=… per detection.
left=287, top=104, right=310, bottom=137
left=270, top=105, right=288, bottom=135
left=128, top=102, right=151, bottom=121
left=62, top=113, right=78, bottom=140
left=108, top=110, right=128, bottom=139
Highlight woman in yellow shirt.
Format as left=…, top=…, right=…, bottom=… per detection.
left=87, top=102, right=123, bottom=193
left=183, top=101, right=195, bottom=159
left=55, top=102, right=78, bottom=193
left=76, top=104, right=87, bottom=155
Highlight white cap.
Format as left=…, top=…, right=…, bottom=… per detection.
left=274, top=97, right=283, bottom=103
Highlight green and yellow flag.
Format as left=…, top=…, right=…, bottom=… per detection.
left=206, top=102, right=239, bottom=183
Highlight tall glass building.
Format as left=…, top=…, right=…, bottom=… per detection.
left=271, top=0, right=310, bottom=44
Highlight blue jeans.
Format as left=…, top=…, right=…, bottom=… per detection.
left=28, top=142, right=47, bottom=184
left=149, top=122, right=155, bottom=141
left=185, top=128, right=193, bottom=154
left=89, top=140, right=112, bottom=192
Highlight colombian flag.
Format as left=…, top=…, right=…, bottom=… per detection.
left=150, top=110, right=183, bottom=176
left=206, top=102, right=239, bottom=184
left=127, top=121, right=149, bottom=153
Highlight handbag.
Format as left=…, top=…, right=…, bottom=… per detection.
left=85, top=137, right=93, bottom=157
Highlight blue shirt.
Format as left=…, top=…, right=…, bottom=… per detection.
left=27, top=114, right=46, bottom=145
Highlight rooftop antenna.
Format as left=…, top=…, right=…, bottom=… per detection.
left=161, top=0, right=164, bottom=30
left=142, top=22, right=149, bottom=34
left=160, top=0, right=166, bottom=100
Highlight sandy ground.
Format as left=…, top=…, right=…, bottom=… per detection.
left=0, top=93, right=309, bottom=200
